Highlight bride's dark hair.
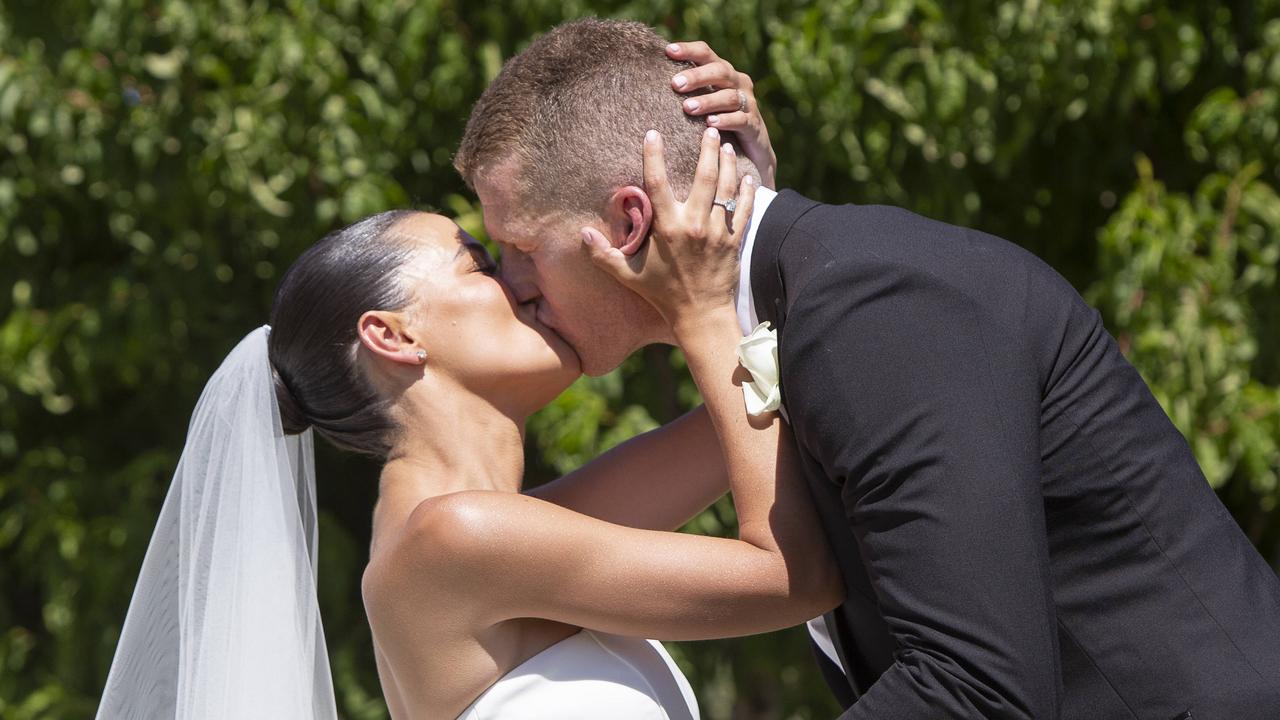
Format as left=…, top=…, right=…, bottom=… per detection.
left=268, top=209, right=418, bottom=457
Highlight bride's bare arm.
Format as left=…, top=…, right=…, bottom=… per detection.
left=526, top=406, right=728, bottom=532
left=386, top=130, right=841, bottom=641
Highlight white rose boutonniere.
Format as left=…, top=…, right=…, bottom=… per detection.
left=736, top=322, right=781, bottom=416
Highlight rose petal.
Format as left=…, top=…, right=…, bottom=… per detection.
left=743, top=379, right=782, bottom=416
left=744, top=341, right=780, bottom=385
left=737, top=322, right=781, bottom=415
left=737, top=323, right=780, bottom=385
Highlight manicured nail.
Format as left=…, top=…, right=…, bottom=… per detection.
left=645, top=129, right=659, bottom=143
left=708, top=115, right=719, bottom=125
left=673, top=74, right=687, bottom=89
left=684, top=99, right=700, bottom=112
left=667, top=43, right=680, bottom=54
left=722, top=143, right=735, bottom=155
left=706, top=127, right=719, bottom=139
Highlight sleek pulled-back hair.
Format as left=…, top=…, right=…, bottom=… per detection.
left=268, top=209, right=418, bottom=458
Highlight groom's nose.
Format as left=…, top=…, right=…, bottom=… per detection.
left=499, top=250, right=541, bottom=304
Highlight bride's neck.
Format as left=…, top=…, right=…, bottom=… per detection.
left=374, top=384, right=527, bottom=534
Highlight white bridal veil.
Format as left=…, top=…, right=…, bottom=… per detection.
left=97, top=326, right=338, bottom=719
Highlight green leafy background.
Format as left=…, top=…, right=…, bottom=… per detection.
left=2, top=1, right=1278, bottom=717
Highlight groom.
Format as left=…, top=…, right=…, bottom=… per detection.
left=455, top=18, right=1280, bottom=719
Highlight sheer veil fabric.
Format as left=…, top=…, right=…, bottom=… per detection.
left=98, top=326, right=337, bottom=719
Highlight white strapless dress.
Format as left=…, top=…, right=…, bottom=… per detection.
left=457, top=630, right=700, bottom=719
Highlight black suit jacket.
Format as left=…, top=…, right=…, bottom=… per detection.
left=750, top=190, right=1280, bottom=720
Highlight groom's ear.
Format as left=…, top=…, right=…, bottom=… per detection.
left=605, top=185, right=653, bottom=257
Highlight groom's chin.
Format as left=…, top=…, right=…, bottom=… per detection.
left=574, top=333, right=674, bottom=377
left=577, top=357, right=620, bottom=379
left=574, top=347, right=629, bottom=378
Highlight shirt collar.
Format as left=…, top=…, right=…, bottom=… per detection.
left=736, top=185, right=778, bottom=335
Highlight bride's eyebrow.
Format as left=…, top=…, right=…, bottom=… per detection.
left=455, top=239, right=495, bottom=266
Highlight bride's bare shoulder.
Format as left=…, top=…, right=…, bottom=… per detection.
left=409, top=490, right=551, bottom=550
left=370, top=491, right=558, bottom=598
left=362, top=492, right=551, bottom=716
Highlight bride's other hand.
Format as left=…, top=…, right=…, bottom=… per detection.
left=667, top=41, right=777, bottom=189
left=582, top=127, right=755, bottom=337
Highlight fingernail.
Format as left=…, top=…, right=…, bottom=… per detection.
left=684, top=99, right=700, bottom=112
left=708, top=115, right=719, bottom=125
left=745, top=175, right=755, bottom=186
left=580, top=229, right=595, bottom=247
left=667, top=43, right=680, bottom=53
left=722, top=143, right=735, bottom=155
left=707, top=127, right=719, bottom=139
left=673, top=75, right=687, bottom=89
left=645, top=129, right=659, bottom=143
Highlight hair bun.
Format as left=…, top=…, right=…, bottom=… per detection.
left=271, top=364, right=312, bottom=435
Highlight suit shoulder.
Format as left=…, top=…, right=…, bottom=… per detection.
left=796, top=202, right=952, bottom=239
left=799, top=203, right=1072, bottom=293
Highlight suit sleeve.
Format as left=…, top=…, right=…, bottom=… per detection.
left=781, top=249, right=1062, bottom=719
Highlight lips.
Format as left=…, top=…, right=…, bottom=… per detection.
left=517, top=298, right=555, bottom=335
left=534, top=305, right=574, bottom=346
left=533, top=304, right=555, bottom=332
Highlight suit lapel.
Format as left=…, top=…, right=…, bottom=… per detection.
left=750, top=189, right=821, bottom=331
left=750, top=190, right=884, bottom=701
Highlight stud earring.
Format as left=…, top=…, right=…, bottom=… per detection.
left=416, top=350, right=427, bottom=364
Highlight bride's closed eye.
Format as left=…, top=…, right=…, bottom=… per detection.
left=464, top=244, right=500, bottom=276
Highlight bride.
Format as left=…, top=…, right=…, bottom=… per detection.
left=97, top=50, right=838, bottom=720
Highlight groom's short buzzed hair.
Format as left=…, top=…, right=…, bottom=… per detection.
left=454, top=18, right=752, bottom=214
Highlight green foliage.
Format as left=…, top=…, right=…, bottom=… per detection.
left=1, top=1, right=1277, bottom=718
left=1088, top=17, right=1280, bottom=548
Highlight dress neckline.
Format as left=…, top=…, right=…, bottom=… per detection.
left=456, top=629, right=587, bottom=716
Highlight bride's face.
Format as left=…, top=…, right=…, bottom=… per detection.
left=393, top=212, right=581, bottom=412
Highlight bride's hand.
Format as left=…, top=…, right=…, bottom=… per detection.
left=668, top=41, right=777, bottom=190
left=581, top=126, right=756, bottom=337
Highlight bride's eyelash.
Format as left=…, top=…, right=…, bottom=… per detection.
left=464, top=242, right=499, bottom=276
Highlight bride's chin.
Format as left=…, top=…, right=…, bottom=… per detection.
left=555, top=343, right=582, bottom=376
left=541, top=332, right=582, bottom=377
left=545, top=354, right=582, bottom=394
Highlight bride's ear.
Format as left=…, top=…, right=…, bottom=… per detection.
left=606, top=185, right=654, bottom=257
left=357, top=311, right=424, bottom=366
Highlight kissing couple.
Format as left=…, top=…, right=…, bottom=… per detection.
left=98, top=18, right=1280, bottom=720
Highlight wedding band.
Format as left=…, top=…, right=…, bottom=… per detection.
left=737, top=90, right=748, bottom=113
left=713, top=198, right=737, bottom=213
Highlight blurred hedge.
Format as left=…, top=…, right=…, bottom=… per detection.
left=1, top=1, right=1277, bottom=718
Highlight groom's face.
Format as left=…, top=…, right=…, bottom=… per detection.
left=474, top=160, right=666, bottom=377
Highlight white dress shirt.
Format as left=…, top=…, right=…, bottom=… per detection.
left=735, top=186, right=777, bottom=335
